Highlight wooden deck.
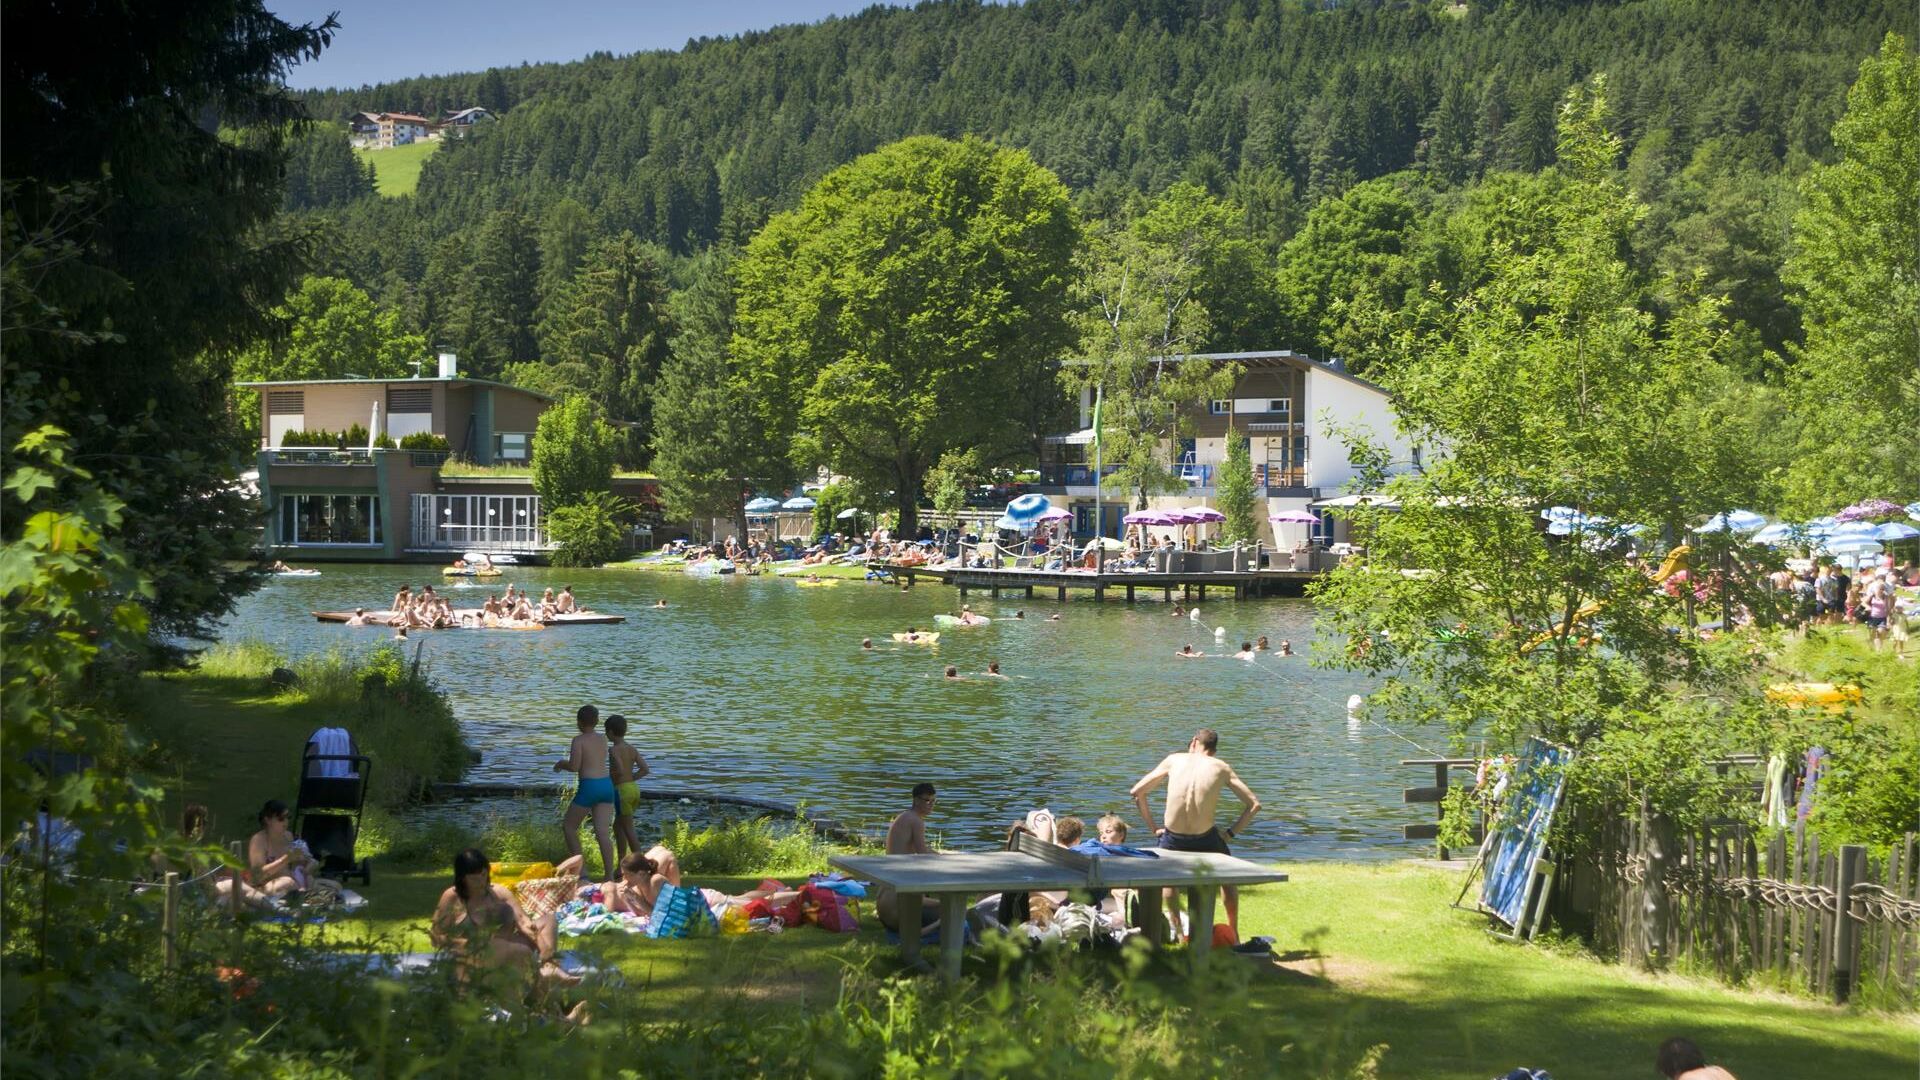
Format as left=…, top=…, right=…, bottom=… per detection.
left=312, top=609, right=625, bottom=626
left=888, top=564, right=1323, bottom=600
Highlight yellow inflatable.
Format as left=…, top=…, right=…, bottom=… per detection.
left=1765, top=682, right=1863, bottom=712
left=892, top=632, right=940, bottom=644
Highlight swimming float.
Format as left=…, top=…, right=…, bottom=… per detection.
left=892, top=632, right=940, bottom=644
left=273, top=569, right=322, bottom=578
left=934, top=614, right=991, bottom=627
left=443, top=566, right=503, bottom=578
left=1765, top=682, right=1862, bottom=712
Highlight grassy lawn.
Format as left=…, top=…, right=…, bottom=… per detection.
left=354, top=139, right=438, bottom=197
left=310, top=860, right=1914, bottom=1078
left=135, top=652, right=1915, bottom=1078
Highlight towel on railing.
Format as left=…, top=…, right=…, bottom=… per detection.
left=305, top=727, right=358, bottom=778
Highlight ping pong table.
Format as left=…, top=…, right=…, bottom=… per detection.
left=831, top=833, right=1288, bottom=980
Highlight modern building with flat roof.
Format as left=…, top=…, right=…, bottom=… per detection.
left=239, top=352, right=655, bottom=562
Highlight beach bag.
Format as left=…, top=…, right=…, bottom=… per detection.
left=645, top=882, right=717, bottom=939
left=740, top=898, right=777, bottom=923
left=807, top=886, right=860, bottom=933
left=719, top=905, right=752, bottom=936
left=512, top=876, right=579, bottom=920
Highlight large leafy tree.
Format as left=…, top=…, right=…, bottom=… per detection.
left=731, top=136, right=1078, bottom=535
left=1313, top=80, right=1777, bottom=753
left=1, top=0, right=334, bottom=642
left=534, top=232, right=675, bottom=463
left=531, top=396, right=617, bottom=509
left=1779, top=32, right=1919, bottom=512
left=235, top=275, right=426, bottom=383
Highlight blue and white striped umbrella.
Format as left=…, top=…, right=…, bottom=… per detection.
left=1874, top=521, right=1920, bottom=541
left=1749, top=523, right=1796, bottom=545
left=1696, top=509, right=1767, bottom=533
left=744, top=497, right=781, bottom=514
left=781, top=496, right=817, bottom=511
left=1907, top=502, right=1920, bottom=522
left=1826, top=521, right=1883, bottom=544
left=1003, top=493, right=1053, bottom=526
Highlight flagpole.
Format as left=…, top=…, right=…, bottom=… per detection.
left=1092, top=382, right=1103, bottom=544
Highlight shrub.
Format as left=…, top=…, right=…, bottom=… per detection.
left=546, top=491, right=634, bottom=566
left=531, top=395, right=617, bottom=508
left=398, top=431, right=449, bottom=451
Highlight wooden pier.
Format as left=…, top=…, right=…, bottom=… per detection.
left=890, top=564, right=1323, bottom=601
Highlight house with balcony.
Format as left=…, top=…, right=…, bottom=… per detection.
left=241, top=352, right=576, bottom=562
left=1036, top=350, right=1419, bottom=546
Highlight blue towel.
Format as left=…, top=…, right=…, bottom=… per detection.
left=1069, top=841, right=1158, bottom=859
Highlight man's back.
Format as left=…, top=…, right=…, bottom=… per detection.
left=887, top=808, right=929, bottom=854
left=1164, top=752, right=1232, bottom=833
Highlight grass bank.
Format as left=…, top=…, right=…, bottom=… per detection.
left=353, top=138, right=436, bottom=196
left=133, top=641, right=470, bottom=832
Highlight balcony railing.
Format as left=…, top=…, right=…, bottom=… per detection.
left=1034, top=462, right=1309, bottom=490
left=267, top=448, right=375, bottom=466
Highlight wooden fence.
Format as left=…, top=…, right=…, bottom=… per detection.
left=1552, top=806, right=1919, bottom=1005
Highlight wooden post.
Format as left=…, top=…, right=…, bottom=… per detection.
left=1025, top=584, right=1034, bottom=598
left=163, top=871, right=180, bottom=970
left=230, top=864, right=244, bottom=918
left=1126, top=584, right=1135, bottom=601
left=1833, top=844, right=1865, bottom=1003
left=1434, top=763, right=1451, bottom=860
left=1057, top=586, right=1066, bottom=601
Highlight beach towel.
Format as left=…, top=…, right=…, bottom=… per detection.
left=805, top=873, right=870, bottom=898
left=645, top=882, right=717, bottom=939
left=511, top=876, right=579, bottom=920
left=555, top=899, right=649, bottom=936
left=1068, top=841, right=1158, bottom=859
left=304, top=728, right=357, bottom=778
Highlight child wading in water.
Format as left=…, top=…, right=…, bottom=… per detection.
left=605, top=714, right=651, bottom=860
left=554, top=705, right=616, bottom=880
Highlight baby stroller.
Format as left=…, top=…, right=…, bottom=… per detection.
left=295, top=727, right=372, bottom=885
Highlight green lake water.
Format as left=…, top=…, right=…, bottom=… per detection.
left=223, top=564, right=1437, bottom=860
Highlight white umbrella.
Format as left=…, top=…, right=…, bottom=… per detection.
left=1873, top=521, right=1919, bottom=541
left=836, top=506, right=862, bottom=521
left=1697, top=509, right=1767, bottom=533
left=781, top=496, right=817, bottom=511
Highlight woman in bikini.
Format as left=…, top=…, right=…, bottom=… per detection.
left=247, top=799, right=314, bottom=898
left=430, top=848, right=581, bottom=997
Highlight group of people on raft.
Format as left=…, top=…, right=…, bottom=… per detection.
left=341, top=583, right=587, bottom=631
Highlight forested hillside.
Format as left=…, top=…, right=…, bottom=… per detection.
left=269, top=0, right=1916, bottom=510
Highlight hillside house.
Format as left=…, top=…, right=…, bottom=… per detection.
left=439, top=107, right=493, bottom=136
left=1035, top=350, right=1420, bottom=548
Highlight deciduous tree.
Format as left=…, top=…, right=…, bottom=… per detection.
left=731, top=136, right=1078, bottom=536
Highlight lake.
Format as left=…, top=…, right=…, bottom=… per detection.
left=223, top=564, right=1444, bottom=860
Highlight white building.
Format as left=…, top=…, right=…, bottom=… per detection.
left=1037, top=350, right=1419, bottom=547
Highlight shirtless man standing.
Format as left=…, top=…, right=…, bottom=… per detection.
left=1129, top=728, right=1262, bottom=941
left=875, top=783, right=943, bottom=936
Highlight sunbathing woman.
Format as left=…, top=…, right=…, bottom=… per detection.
left=538, top=588, right=558, bottom=621
left=430, top=848, right=584, bottom=1006
left=157, top=804, right=278, bottom=913
left=247, top=799, right=314, bottom=898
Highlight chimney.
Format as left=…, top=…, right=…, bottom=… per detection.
left=437, top=350, right=457, bottom=379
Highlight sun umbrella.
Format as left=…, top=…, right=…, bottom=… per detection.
left=1083, top=536, right=1126, bottom=551
left=1123, top=510, right=1179, bottom=526
left=836, top=506, right=862, bottom=521
left=1003, top=493, right=1052, bottom=526
left=1907, top=502, right=1920, bottom=522
left=745, top=497, right=780, bottom=514
left=1269, top=509, right=1321, bottom=524
left=1818, top=536, right=1883, bottom=557
left=993, top=514, right=1021, bottom=532
left=1182, top=506, right=1225, bottom=523
left=781, top=496, right=817, bottom=511
left=1873, top=521, right=1920, bottom=541
left=1749, top=523, right=1797, bottom=545
left=1161, top=508, right=1202, bottom=524
left=1035, top=506, right=1072, bottom=522
left=1696, top=509, right=1767, bottom=533
left=1826, top=521, right=1882, bottom=543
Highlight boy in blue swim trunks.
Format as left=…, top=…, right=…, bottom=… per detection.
left=554, top=705, right=615, bottom=880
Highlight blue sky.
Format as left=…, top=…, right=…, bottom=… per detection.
left=267, top=1, right=902, bottom=89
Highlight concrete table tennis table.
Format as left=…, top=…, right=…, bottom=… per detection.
left=831, top=833, right=1288, bottom=980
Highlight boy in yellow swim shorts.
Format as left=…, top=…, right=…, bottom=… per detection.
left=605, top=714, right=651, bottom=860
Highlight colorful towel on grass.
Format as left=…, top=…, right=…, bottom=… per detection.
left=554, top=899, right=649, bottom=936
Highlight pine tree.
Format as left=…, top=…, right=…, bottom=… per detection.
left=1216, top=432, right=1258, bottom=546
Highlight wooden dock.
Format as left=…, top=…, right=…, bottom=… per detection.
left=890, top=564, right=1322, bottom=601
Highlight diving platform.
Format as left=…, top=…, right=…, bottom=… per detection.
left=888, top=564, right=1325, bottom=601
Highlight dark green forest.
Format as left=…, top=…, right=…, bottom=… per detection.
left=291, top=1, right=1899, bottom=345
left=269, top=0, right=1913, bottom=513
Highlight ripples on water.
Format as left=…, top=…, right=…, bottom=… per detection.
left=225, top=565, right=1437, bottom=860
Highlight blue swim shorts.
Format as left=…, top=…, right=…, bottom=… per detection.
left=572, top=776, right=616, bottom=808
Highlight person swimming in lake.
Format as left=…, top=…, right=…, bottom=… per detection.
left=944, top=665, right=961, bottom=680
left=344, top=607, right=370, bottom=627
left=1047, top=613, right=1062, bottom=622
left=984, top=661, right=1005, bottom=677
left=1175, top=644, right=1200, bottom=658
left=1255, top=635, right=1270, bottom=652
left=1276, top=640, right=1294, bottom=656
left=654, top=599, right=668, bottom=609
left=1233, top=641, right=1256, bottom=660
left=1013, top=611, right=1025, bottom=620
left=861, top=638, right=874, bottom=650
left=1170, top=604, right=1185, bottom=618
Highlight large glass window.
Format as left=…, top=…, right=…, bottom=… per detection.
left=495, top=432, right=532, bottom=462
left=277, top=494, right=382, bottom=546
